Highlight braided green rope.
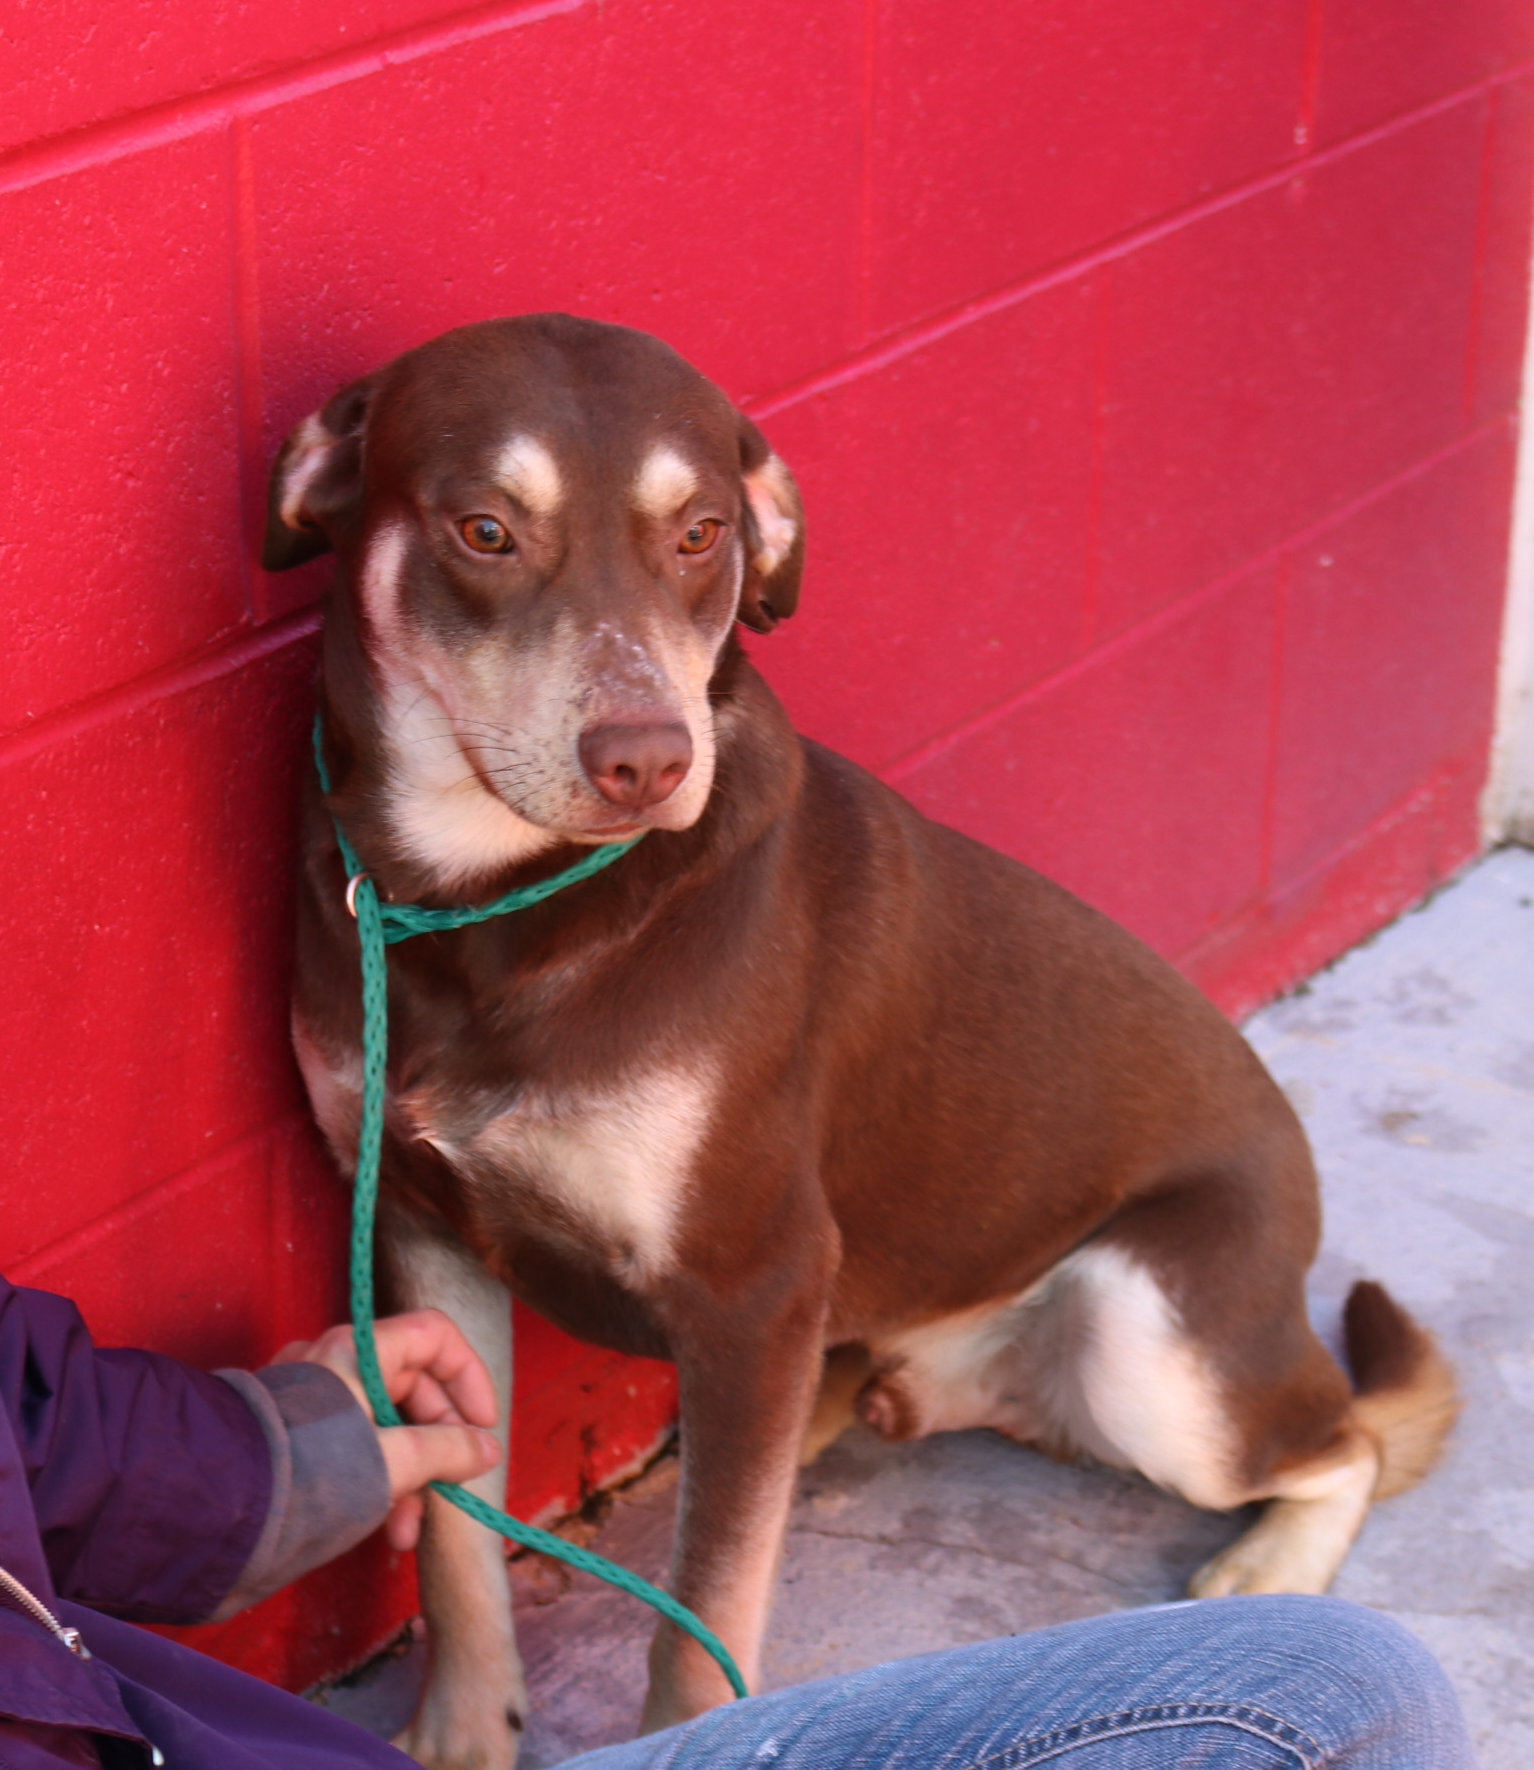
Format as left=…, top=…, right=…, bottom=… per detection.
left=314, top=718, right=747, bottom=1700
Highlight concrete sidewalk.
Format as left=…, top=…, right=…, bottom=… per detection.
left=320, top=845, right=1534, bottom=1768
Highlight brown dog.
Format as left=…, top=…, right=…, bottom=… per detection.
left=267, top=314, right=1456, bottom=1770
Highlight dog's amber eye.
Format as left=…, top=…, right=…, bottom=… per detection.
left=460, top=516, right=514, bottom=554
left=678, top=520, right=721, bottom=556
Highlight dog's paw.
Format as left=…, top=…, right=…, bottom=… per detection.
left=394, top=1685, right=526, bottom=1770
left=1188, top=1525, right=1331, bottom=1598
left=1188, top=1542, right=1271, bottom=1599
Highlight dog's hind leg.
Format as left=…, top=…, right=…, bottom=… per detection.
left=1042, top=1231, right=1453, bottom=1598
left=1024, top=1237, right=1361, bottom=1592
left=382, top=1216, right=526, bottom=1770
left=1187, top=1429, right=1379, bottom=1596
left=1191, top=1280, right=1457, bottom=1596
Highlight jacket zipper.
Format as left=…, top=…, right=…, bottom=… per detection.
left=0, top=1563, right=90, bottom=1658
left=0, top=1564, right=166, bottom=1764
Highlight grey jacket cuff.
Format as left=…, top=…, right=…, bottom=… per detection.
left=210, top=1363, right=391, bottom=1620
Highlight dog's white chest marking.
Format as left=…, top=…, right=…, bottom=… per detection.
left=430, top=1068, right=716, bottom=1282
left=296, top=1006, right=710, bottom=1284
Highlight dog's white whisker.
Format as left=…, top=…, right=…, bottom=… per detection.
left=378, top=680, right=557, bottom=882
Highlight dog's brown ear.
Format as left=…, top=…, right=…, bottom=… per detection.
left=261, top=377, right=376, bottom=571
left=737, top=415, right=803, bottom=634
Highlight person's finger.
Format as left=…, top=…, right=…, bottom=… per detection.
left=370, top=1310, right=498, bottom=1429
left=385, top=1493, right=425, bottom=1553
left=378, top=1421, right=501, bottom=1503
left=271, top=1313, right=497, bottom=1431
left=386, top=1369, right=460, bottom=1428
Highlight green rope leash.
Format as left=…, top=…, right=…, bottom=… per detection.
left=313, top=719, right=747, bottom=1700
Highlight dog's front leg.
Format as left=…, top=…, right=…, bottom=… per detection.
left=382, top=1219, right=527, bottom=1770
left=640, top=1277, right=828, bottom=1733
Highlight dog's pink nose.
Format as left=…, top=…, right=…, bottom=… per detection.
left=579, top=720, right=693, bottom=810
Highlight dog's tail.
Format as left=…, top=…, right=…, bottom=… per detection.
left=1344, top=1279, right=1459, bottom=1499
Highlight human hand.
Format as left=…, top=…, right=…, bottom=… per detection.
left=275, top=1310, right=501, bottom=1550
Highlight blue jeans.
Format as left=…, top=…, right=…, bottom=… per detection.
left=562, top=1597, right=1473, bottom=1769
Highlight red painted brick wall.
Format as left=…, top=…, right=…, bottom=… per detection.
left=2, top=0, right=1530, bottom=1689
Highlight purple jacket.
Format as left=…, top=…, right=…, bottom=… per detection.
left=0, top=1276, right=409, bottom=1770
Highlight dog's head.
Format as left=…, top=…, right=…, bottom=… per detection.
left=264, top=315, right=802, bottom=887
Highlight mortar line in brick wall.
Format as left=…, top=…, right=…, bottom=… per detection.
left=0, top=0, right=590, bottom=198
left=1296, top=0, right=1325, bottom=154
left=749, top=59, right=1534, bottom=423
left=854, top=0, right=880, bottom=346
left=227, top=118, right=267, bottom=624
left=0, top=604, right=321, bottom=771
left=881, top=556, right=1279, bottom=788
left=1464, top=88, right=1500, bottom=426
left=8, top=1117, right=297, bottom=1284
left=1258, top=553, right=1291, bottom=894
left=1078, top=272, right=1111, bottom=651
left=881, top=417, right=1514, bottom=788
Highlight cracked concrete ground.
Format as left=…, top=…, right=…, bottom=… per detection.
left=318, top=845, right=1534, bottom=1767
